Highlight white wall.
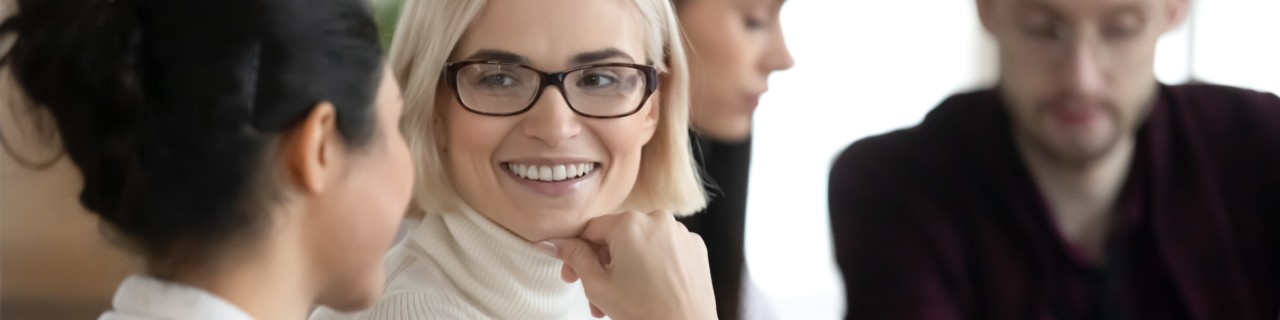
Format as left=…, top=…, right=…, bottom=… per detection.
left=743, top=1, right=1277, bottom=319
left=1191, top=0, right=1280, bottom=93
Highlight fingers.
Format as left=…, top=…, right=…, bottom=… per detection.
left=579, top=210, right=680, bottom=244
left=590, top=303, right=604, bottom=318
left=542, top=238, right=607, bottom=283
left=577, top=211, right=636, bottom=244
left=561, top=262, right=579, bottom=283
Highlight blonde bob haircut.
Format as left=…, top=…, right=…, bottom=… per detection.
left=388, top=0, right=707, bottom=216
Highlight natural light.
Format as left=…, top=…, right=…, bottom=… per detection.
left=744, top=1, right=1279, bottom=319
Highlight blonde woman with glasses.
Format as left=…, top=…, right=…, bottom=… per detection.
left=310, top=0, right=717, bottom=319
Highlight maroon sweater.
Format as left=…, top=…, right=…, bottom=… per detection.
left=828, top=84, right=1280, bottom=320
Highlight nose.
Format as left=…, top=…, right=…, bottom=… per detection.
left=520, top=86, right=581, bottom=147
left=1061, top=37, right=1106, bottom=97
left=762, top=26, right=795, bottom=73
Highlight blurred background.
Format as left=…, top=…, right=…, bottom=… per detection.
left=745, top=0, right=1279, bottom=319
left=1, top=0, right=1276, bottom=319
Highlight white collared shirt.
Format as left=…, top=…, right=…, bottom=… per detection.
left=100, top=275, right=255, bottom=320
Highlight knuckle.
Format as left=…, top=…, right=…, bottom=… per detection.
left=688, top=233, right=708, bottom=250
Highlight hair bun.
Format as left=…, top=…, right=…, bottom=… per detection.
left=2, top=0, right=148, bottom=217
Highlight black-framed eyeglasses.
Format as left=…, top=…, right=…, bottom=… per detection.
left=444, top=60, right=659, bottom=118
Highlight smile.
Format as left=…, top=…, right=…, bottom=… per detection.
left=503, top=162, right=597, bottom=182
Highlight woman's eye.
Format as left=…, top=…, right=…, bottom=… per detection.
left=478, top=74, right=518, bottom=88
left=578, top=74, right=617, bottom=88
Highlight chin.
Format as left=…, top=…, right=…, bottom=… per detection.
left=1045, top=135, right=1123, bottom=165
left=321, top=271, right=385, bottom=312
left=699, top=123, right=753, bottom=143
left=520, top=212, right=592, bottom=241
left=320, top=292, right=378, bottom=313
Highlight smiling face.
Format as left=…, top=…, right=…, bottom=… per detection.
left=980, top=0, right=1187, bottom=165
left=437, top=0, right=661, bottom=242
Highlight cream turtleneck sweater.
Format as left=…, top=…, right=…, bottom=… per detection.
left=309, top=206, right=598, bottom=320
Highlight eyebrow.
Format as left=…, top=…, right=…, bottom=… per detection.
left=464, top=48, right=637, bottom=67
left=464, top=49, right=529, bottom=64
left=570, top=48, right=635, bottom=65
left=1012, top=0, right=1065, bottom=21
left=1014, top=0, right=1147, bottom=21
left=1104, top=4, right=1146, bottom=21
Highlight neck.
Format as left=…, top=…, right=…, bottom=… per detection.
left=1016, top=134, right=1135, bottom=262
left=166, top=230, right=316, bottom=320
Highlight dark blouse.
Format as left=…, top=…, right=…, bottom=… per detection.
left=681, top=131, right=752, bottom=320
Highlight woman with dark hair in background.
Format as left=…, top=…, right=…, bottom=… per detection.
left=0, top=0, right=415, bottom=318
left=672, top=0, right=794, bottom=318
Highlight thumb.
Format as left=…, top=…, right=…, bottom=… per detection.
left=541, top=239, right=608, bottom=284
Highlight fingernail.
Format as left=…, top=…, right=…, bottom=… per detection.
left=536, top=241, right=558, bottom=258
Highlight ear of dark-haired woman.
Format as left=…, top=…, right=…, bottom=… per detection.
left=283, top=102, right=339, bottom=195
left=0, top=95, right=67, bottom=170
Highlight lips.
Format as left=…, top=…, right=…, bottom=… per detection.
left=1049, top=105, right=1103, bottom=126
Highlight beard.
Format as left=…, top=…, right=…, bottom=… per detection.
left=1014, top=93, right=1130, bottom=169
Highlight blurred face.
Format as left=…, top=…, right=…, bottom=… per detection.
left=678, top=0, right=794, bottom=142
left=981, top=0, right=1186, bottom=164
left=313, top=71, right=414, bottom=311
left=439, top=0, right=660, bottom=242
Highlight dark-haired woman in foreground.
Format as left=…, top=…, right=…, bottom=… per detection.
left=2, top=0, right=411, bottom=318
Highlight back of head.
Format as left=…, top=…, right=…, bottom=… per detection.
left=0, top=0, right=383, bottom=263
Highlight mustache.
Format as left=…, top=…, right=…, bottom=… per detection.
left=1033, top=94, right=1124, bottom=123
left=1035, top=94, right=1119, bottom=112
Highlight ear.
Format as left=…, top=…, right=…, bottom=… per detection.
left=641, top=90, right=662, bottom=145
left=976, top=0, right=996, bottom=34
left=432, top=88, right=451, bottom=151
left=283, top=102, right=339, bottom=195
left=1164, top=0, right=1191, bottom=32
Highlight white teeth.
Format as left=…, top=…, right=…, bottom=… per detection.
left=538, top=166, right=553, bottom=181
left=553, top=165, right=567, bottom=180
left=505, top=162, right=596, bottom=182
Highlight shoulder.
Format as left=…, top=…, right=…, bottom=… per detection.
left=1160, top=84, right=1280, bottom=159
left=1163, top=84, right=1280, bottom=131
left=1164, top=83, right=1280, bottom=107
left=831, top=89, right=1002, bottom=195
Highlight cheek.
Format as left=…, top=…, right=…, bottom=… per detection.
left=354, top=150, right=410, bottom=245
left=686, top=14, right=755, bottom=85
left=700, top=33, right=754, bottom=86
left=591, top=118, right=649, bottom=169
left=1002, top=46, right=1049, bottom=85
left=446, top=112, right=499, bottom=162
left=1000, top=87, right=1043, bottom=129
left=444, top=113, right=511, bottom=191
